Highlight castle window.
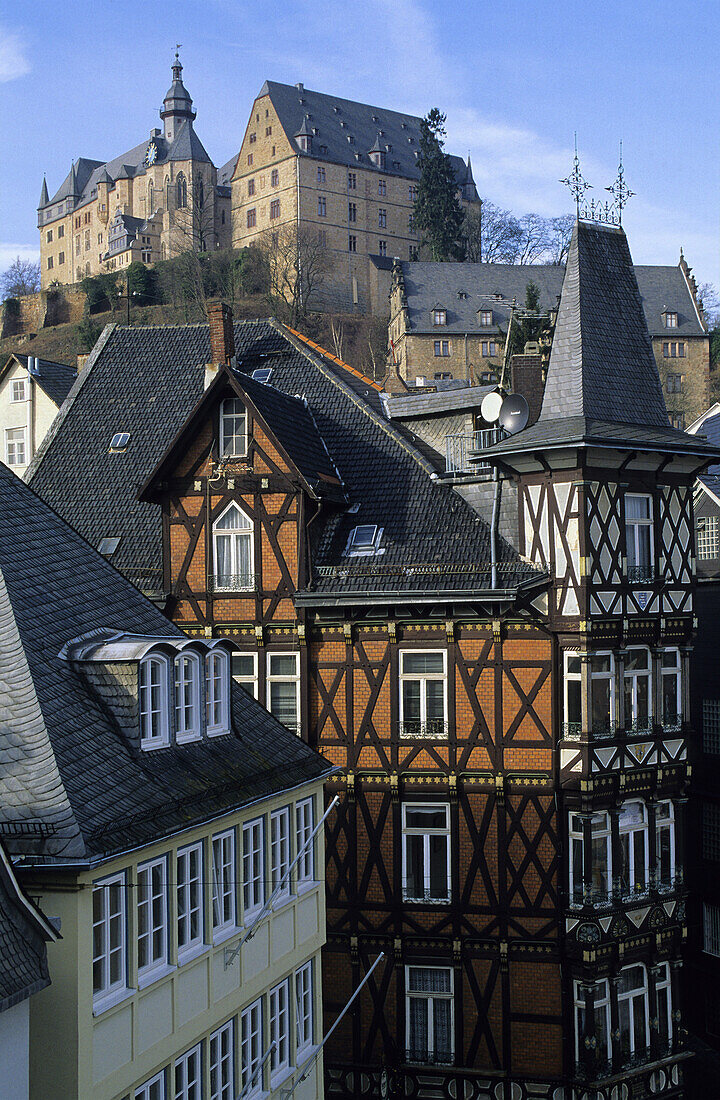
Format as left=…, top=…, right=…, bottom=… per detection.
left=270, top=199, right=280, bottom=219
left=348, top=234, right=357, bottom=252
left=348, top=172, right=357, bottom=190
left=47, top=256, right=53, bottom=270
left=266, top=125, right=272, bottom=136
left=47, top=230, right=53, bottom=243
left=406, top=966, right=453, bottom=1064
left=662, top=342, right=685, bottom=358
left=408, top=213, right=415, bottom=231
left=481, top=341, right=497, bottom=357
left=140, top=655, right=170, bottom=747
left=137, top=856, right=169, bottom=983
left=318, top=196, right=326, bottom=217
left=697, top=515, right=720, bottom=560
left=92, top=872, right=128, bottom=1010
left=249, top=132, right=257, bottom=144
left=221, top=209, right=226, bottom=225
left=267, top=652, right=300, bottom=733
left=478, top=310, right=493, bottom=326
left=271, top=169, right=279, bottom=187
left=348, top=202, right=357, bottom=223
left=378, top=179, right=387, bottom=196
left=317, top=166, right=326, bottom=183
left=206, top=650, right=230, bottom=734
left=624, top=646, right=652, bottom=732
left=378, top=240, right=387, bottom=256
left=197, top=177, right=204, bottom=209
left=410, top=245, right=419, bottom=261
left=402, top=804, right=450, bottom=902
left=378, top=208, right=387, bottom=228
left=174, top=653, right=201, bottom=742
left=618, top=801, right=648, bottom=896
left=409, top=185, right=418, bottom=202
left=667, top=373, right=683, bottom=393
left=399, top=651, right=447, bottom=739
left=432, top=309, right=446, bottom=326
left=58, top=225, right=64, bottom=238
left=669, top=411, right=686, bottom=429
left=220, top=397, right=247, bottom=457
left=177, top=174, right=187, bottom=208
left=247, top=153, right=253, bottom=166
left=247, top=208, right=256, bottom=229
left=625, top=494, right=653, bottom=581
left=664, top=311, right=678, bottom=327
left=433, top=340, right=450, bottom=357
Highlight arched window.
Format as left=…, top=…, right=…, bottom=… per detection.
left=220, top=397, right=247, bottom=457
left=206, top=650, right=230, bottom=734
left=177, top=173, right=187, bottom=209
left=139, top=656, right=169, bottom=747
left=213, top=503, right=254, bottom=591
left=174, top=653, right=201, bottom=741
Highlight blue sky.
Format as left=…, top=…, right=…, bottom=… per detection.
left=2, top=0, right=718, bottom=293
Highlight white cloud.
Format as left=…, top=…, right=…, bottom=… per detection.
left=0, top=27, right=30, bottom=83
left=0, top=244, right=39, bottom=272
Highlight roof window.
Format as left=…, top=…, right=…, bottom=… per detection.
left=251, top=367, right=273, bottom=383
left=98, top=537, right=121, bottom=557
left=432, top=309, right=447, bottom=326
left=109, top=432, right=130, bottom=451
left=663, top=310, right=678, bottom=328
left=346, top=524, right=384, bottom=557
left=478, top=310, right=493, bottom=326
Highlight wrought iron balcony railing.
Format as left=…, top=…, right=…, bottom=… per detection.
left=627, top=566, right=655, bottom=584
left=398, top=719, right=449, bottom=740
left=402, top=888, right=451, bottom=904
left=561, top=721, right=617, bottom=742
left=209, top=573, right=256, bottom=592
left=404, top=1048, right=454, bottom=1067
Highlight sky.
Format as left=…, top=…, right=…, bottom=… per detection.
left=2, top=0, right=718, bottom=293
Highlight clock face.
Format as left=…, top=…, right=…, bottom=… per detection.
left=145, top=142, right=157, bottom=166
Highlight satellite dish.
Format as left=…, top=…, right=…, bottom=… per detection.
left=480, top=390, right=504, bottom=423
left=498, top=393, right=529, bottom=435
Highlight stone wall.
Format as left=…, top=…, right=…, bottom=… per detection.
left=1, top=287, right=86, bottom=338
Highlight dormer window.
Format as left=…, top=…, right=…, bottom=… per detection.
left=432, top=309, right=447, bottom=326
left=346, top=524, right=383, bottom=556
left=478, top=310, right=493, bottom=326
left=213, top=503, right=254, bottom=591
left=206, top=651, right=230, bottom=735
left=220, top=398, right=247, bottom=458
left=663, top=311, right=678, bottom=328
left=174, top=653, right=201, bottom=742
left=140, top=656, right=170, bottom=748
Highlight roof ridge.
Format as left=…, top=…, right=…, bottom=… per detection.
left=284, top=327, right=383, bottom=390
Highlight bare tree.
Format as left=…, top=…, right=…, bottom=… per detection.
left=330, top=317, right=344, bottom=359
left=544, top=216, right=574, bottom=265
left=461, top=204, right=574, bottom=267
left=1, top=256, right=41, bottom=299
left=256, top=224, right=330, bottom=326
left=169, top=176, right=217, bottom=316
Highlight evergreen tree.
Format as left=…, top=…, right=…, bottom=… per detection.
left=413, top=108, right=466, bottom=261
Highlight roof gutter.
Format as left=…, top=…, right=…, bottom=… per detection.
left=294, top=576, right=547, bottom=609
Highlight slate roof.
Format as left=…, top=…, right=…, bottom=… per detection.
left=28, top=321, right=542, bottom=600
left=0, top=462, right=332, bottom=866
left=260, top=81, right=472, bottom=186
left=687, top=403, right=720, bottom=488
left=393, top=259, right=706, bottom=338
left=0, top=842, right=55, bottom=1012
left=5, top=355, right=76, bottom=408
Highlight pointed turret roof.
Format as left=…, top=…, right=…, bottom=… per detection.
left=369, top=132, right=384, bottom=153
left=160, top=52, right=196, bottom=125
left=294, top=116, right=312, bottom=138
left=68, top=160, right=79, bottom=197
left=38, top=177, right=48, bottom=209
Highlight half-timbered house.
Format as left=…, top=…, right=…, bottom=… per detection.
left=26, top=218, right=719, bottom=1097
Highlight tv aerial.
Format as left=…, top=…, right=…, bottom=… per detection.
left=480, top=389, right=529, bottom=436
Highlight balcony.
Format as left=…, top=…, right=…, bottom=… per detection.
left=398, top=719, right=449, bottom=740
left=208, top=572, right=256, bottom=592
left=444, top=428, right=500, bottom=474
left=627, top=565, right=655, bottom=584
left=404, top=1049, right=454, bottom=1067
left=561, top=715, right=683, bottom=742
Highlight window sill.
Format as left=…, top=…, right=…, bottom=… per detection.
left=271, top=891, right=294, bottom=913
left=296, top=878, right=319, bottom=897
left=92, top=985, right=135, bottom=1017
left=137, top=961, right=176, bottom=990
left=270, top=1064, right=294, bottom=1091
left=140, top=738, right=170, bottom=752
left=178, top=941, right=208, bottom=967
left=176, top=731, right=202, bottom=745
left=213, top=923, right=242, bottom=947
left=207, top=727, right=232, bottom=738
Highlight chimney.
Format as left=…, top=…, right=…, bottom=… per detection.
left=206, top=300, right=235, bottom=389
left=510, top=351, right=545, bottom=427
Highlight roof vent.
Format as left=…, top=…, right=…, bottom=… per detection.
left=295, top=82, right=304, bottom=93
left=333, top=105, right=341, bottom=113
left=372, top=115, right=379, bottom=122
left=109, top=432, right=130, bottom=452
left=401, top=122, right=407, bottom=129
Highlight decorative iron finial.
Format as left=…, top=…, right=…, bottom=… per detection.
left=604, top=141, right=635, bottom=225
left=172, top=44, right=183, bottom=79
left=560, top=134, right=592, bottom=217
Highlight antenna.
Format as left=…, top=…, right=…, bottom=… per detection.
left=498, top=393, right=529, bottom=435
left=480, top=390, right=504, bottom=424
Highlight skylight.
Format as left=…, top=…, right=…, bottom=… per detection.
left=346, top=525, right=384, bottom=556
left=251, top=367, right=273, bottom=383
left=98, top=537, right=121, bottom=556
left=109, top=432, right=130, bottom=451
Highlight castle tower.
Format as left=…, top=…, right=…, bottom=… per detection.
left=160, top=51, right=197, bottom=143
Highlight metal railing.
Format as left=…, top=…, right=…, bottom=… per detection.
left=399, top=719, right=449, bottom=740
left=209, top=572, right=256, bottom=592
left=404, top=1048, right=454, bottom=1067
left=445, top=428, right=501, bottom=474
left=627, top=565, right=655, bottom=584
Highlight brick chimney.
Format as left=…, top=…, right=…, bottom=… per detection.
left=510, top=347, right=545, bottom=426
left=206, top=301, right=236, bottom=389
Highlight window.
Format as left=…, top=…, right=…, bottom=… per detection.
left=433, top=340, right=450, bottom=357
left=92, top=873, right=127, bottom=1007
left=317, top=166, right=326, bottom=183
left=378, top=179, right=387, bottom=196
left=270, top=199, right=280, bottom=219
left=11, top=379, right=26, bottom=402
left=664, top=311, right=678, bottom=327
left=248, top=179, right=255, bottom=196
left=666, top=372, right=682, bottom=392
left=243, top=817, right=265, bottom=915
left=399, top=651, right=447, bottom=738
left=296, top=797, right=315, bottom=885
left=137, top=857, right=168, bottom=981
left=98, top=537, right=120, bottom=557
left=267, top=652, right=300, bottom=733
left=271, top=807, right=291, bottom=903
left=177, top=844, right=203, bottom=961
left=703, top=801, right=720, bottom=860
left=408, top=213, right=415, bottom=231
left=409, top=185, right=418, bottom=201
left=296, top=960, right=314, bottom=1055
left=249, top=132, right=257, bottom=144
left=174, top=654, right=200, bottom=741
left=177, top=175, right=187, bottom=208
left=624, top=647, right=652, bottom=731
left=212, top=829, right=236, bottom=936
left=209, top=1021, right=235, bottom=1100
left=406, top=966, right=453, bottom=1064
left=704, top=903, right=720, bottom=956
left=348, top=172, right=357, bottom=190
left=246, top=208, right=256, bottom=228
left=703, top=699, right=720, bottom=754
left=140, top=656, right=169, bottom=747
left=271, top=168, right=279, bottom=187
left=655, top=962, right=673, bottom=1048
left=661, top=648, right=681, bottom=729
left=378, top=240, right=387, bottom=256
left=269, top=978, right=291, bottom=1081
left=247, top=153, right=253, bottom=166
left=232, top=652, right=258, bottom=696
left=346, top=525, right=382, bottom=556
left=378, top=208, right=387, bottom=228
left=481, top=341, right=497, bottom=357
left=655, top=800, right=675, bottom=889
left=58, top=251, right=65, bottom=264
left=206, top=650, right=230, bottom=733
left=669, top=411, right=686, bottom=429
left=574, top=978, right=610, bottom=1064
left=47, top=256, right=53, bottom=270
left=47, top=230, right=53, bottom=243
left=348, top=235, right=357, bottom=252
left=433, top=310, right=446, bottom=326
left=618, top=965, right=649, bottom=1062
left=409, top=245, right=419, bottom=261
left=317, top=196, right=326, bottom=217
left=478, top=310, right=493, bottom=326
left=402, top=804, right=450, bottom=902
left=175, top=1044, right=202, bottom=1100
left=110, top=431, right=130, bottom=452
left=618, top=801, right=648, bottom=896
left=348, top=202, right=357, bottom=222
left=662, top=341, right=685, bottom=358
left=135, top=1071, right=166, bottom=1100
left=241, top=998, right=263, bottom=1097
left=625, top=494, right=653, bottom=581
left=219, top=398, right=247, bottom=457
left=58, top=225, right=64, bottom=238
left=213, top=503, right=254, bottom=592
left=317, top=229, right=327, bottom=247
left=568, top=811, right=612, bottom=905
left=266, top=126, right=273, bottom=137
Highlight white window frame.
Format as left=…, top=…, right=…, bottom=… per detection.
left=137, top=856, right=170, bottom=986
left=573, top=977, right=610, bottom=1064
left=174, top=1043, right=202, bottom=1100
left=11, top=378, right=27, bottom=403
left=232, top=652, right=258, bottom=697
left=296, top=797, right=315, bottom=888
left=206, top=650, right=230, bottom=735
left=209, top=1020, right=235, bottom=1100
left=399, top=650, right=448, bottom=739
left=176, top=843, right=204, bottom=963
left=618, top=800, right=649, bottom=897
left=271, top=807, right=291, bottom=905
left=664, top=311, right=678, bottom=328
left=624, top=646, right=652, bottom=731
left=92, top=872, right=128, bottom=1012
left=405, top=965, right=454, bottom=1065
left=140, top=655, right=170, bottom=749
left=269, top=977, right=291, bottom=1084
left=402, top=803, right=451, bottom=903
left=243, top=817, right=265, bottom=917
left=241, top=997, right=264, bottom=1098
left=478, top=309, right=493, bottom=326
left=5, top=426, right=27, bottom=466
left=655, top=800, right=676, bottom=890
left=296, top=961, right=314, bottom=1057
left=704, top=902, right=720, bottom=957
left=655, top=961, right=673, bottom=1048
left=432, top=309, right=446, bottom=326
left=174, top=653, right=201, bottom=742
left=625, top=493, right=654, bottom=580
left=660, top=648, right=682, bottom=730
left=697, top=514, right=720, bottom=560
left=212, top=828, right=237, bottom=940
left=135, top=1070, right=166, bottom=1100
left=617, top=964, right=649, bottom=1059
left=267, top=652, right=300, bottom=734
left=219, top=397, right=247, bottom=457
left=568, top=811, right=612, bottom=905
left=212, top=502, right=254, bottom=592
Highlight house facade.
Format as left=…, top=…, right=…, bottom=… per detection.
left=0, top=353, right=75, bottom=476
left=37, top=56, right=232, bottom=288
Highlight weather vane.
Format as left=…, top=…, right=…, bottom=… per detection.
left=560, top=134, right=592, bottom=217
left=605, top=141, right=635, bottom=225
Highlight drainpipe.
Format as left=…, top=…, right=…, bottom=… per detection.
left=490, top=464, right=501, bottom=589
